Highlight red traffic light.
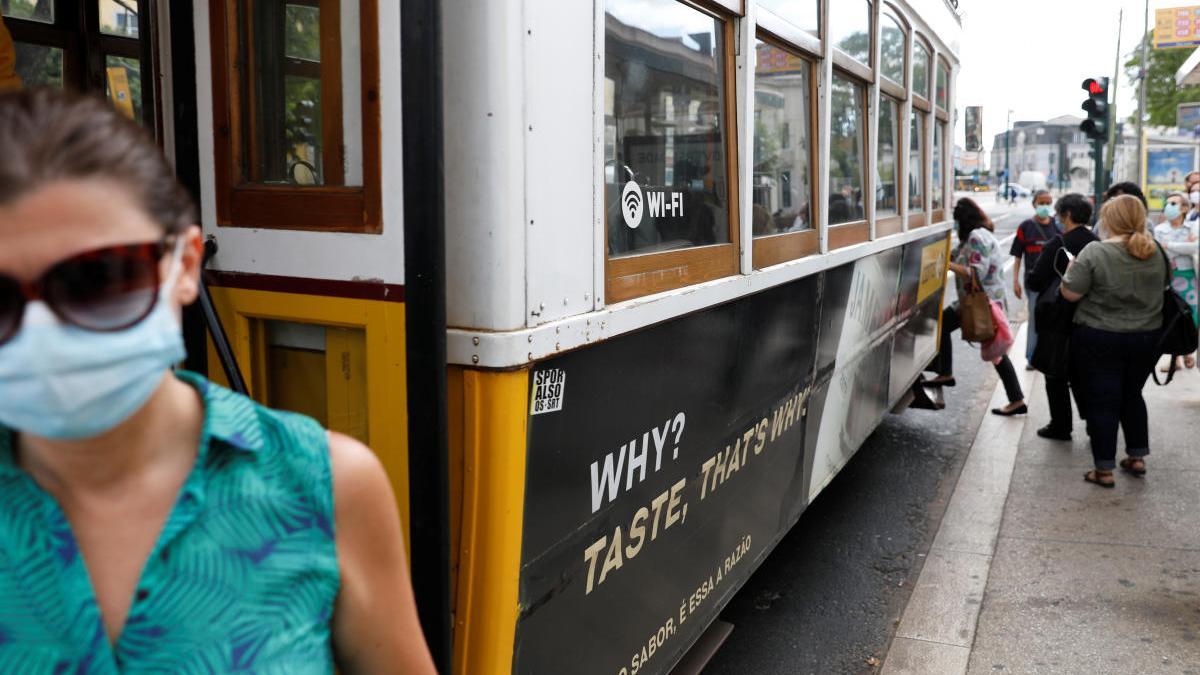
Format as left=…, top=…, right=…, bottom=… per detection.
left=1082, top=78, right=1107, bottom=95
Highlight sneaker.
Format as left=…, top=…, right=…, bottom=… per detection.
left=1036, top=425, right=1071, bottom=441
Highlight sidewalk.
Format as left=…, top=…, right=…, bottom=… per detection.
left=882, top=328, right=1200, bottom=674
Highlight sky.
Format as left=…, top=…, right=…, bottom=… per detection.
left=955, top=0, right=1195, bottom=158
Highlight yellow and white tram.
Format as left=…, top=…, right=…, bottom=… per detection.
left=2, top=0, right=960, bottom=672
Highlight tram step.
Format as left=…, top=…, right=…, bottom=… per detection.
left=908, top=380, right=945, bottom=411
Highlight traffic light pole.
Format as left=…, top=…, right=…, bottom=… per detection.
left=1094, top=139, right=1107, bottom=205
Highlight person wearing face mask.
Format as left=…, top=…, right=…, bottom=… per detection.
left=1185, top=171, right=1200, bottom=224
left=1153, top=190, right=1199, bottom=370
left=1010, top=190, right=1063, bottom=368
left=0, top=90, right=437, bottom=673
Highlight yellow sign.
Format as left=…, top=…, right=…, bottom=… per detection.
left=106, top=66, right=135, bottom=120
left=1155, top=6, right=1200, bottom=49
left=917, top=240, right=947, bottom=304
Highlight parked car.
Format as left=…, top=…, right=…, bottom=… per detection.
left=998, top=183, right=1030, bottom=199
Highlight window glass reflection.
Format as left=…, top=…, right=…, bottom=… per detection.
left=605, top=0, right=730, bottom=258
left=829, top=0, right=870, bottom=65
left=880, top=13, right=904, bottom=85
left=757, top=0, right=819, bottom=37
left=876, top=97, right=899, bottom=217
left=1, top=0, right=53, bottom=23
left=104, top=55, right=142, bottom=123
left=99, top=0, right=138, bottom=39
left=936, top=60, right=948, bottom=109
left=909, top=110, right=926, bottom=213
left=913, top=42, right=930, bottom=99
left=753, top=41, right=812, bottom=236
left=932, top=122, right=944, bottom=211
left=12, top=42, right=62, bottom=88
left=829, top=73, right=865, bottom=225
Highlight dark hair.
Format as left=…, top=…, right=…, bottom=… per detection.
left=1032, top=189, right=1051, bottom=205
left=0, top=88, right=196, bottom=233
left=1054, top=193, right=1092, bottom=225
left=1103, top=181, right=1148, bottom=210
left=952, top=197, right=992, bottom=243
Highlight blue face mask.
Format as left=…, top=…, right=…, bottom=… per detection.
left=0, top=241, right=187, bottom=440
left=1035, top=205, right=1053, bottom=219
left=1164, top=202, right=1183, bottom=220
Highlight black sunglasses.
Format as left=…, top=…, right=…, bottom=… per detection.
left=0, top=240, right=171, bottom=347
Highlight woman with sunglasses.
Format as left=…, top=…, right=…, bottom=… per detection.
left=0, top=90, right=437, bottom=672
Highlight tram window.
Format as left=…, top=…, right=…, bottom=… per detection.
left=12, top=41, right=61, bottom=88
left=935, top=58, right=948, bottom=110
left=909, top=109, right=926, bottom=217
left=931, top=121, right=944, bottom=215
left=605, top=0, right=736, bottom=273
left=829, top=73, right=865, bottom=227
left=913, top=41, right=930, bottom=101
left=753, top=41, right=812, bottom=237
left=99, top=0, right=137, bottom=39
left=876, top=96, right=899, bottom=220
left=757, top=0, right=819, bottom=37
left=210, top=0, right=381, bottom=232
left=879, top=11, right=905, bottom=86
left=1, top=1, right=52, bottom=23
left=829, top=0, right=871, bottom=66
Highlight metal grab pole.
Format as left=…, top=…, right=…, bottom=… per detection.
left=198, top=240, right=247, bottom=396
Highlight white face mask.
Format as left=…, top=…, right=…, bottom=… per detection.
left=1190, top=190, right=1200, bottom=205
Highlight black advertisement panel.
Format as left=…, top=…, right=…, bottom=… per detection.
left=514, top=233, right=948, bottom=675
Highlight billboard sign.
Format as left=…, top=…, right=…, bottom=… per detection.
left=1144, top=146, right=1197, bottom=210
left=964, top=106, right=983, bottom=152
left=1179, top=102, right=1200, bottom=130
left=1155, top=6, right=1200, bottom=49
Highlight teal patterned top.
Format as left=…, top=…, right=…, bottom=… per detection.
left=0, top=371, right=339, bottom=674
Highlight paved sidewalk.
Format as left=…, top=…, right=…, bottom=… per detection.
left=883, top=331, right=1200, bottom=674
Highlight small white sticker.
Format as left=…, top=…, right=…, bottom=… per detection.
left=530, top=368, right=566, bottom=415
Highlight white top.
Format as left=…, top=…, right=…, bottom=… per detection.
left=1153, top=219, right=1199, bottom=271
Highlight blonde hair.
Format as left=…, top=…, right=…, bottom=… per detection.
left=1100, top=194, right=1156, bottom=260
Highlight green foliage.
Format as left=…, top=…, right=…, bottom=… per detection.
left=1125, top=31, right=1200, bottom=127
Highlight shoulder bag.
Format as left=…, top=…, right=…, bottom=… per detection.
left=1152, top=244, right=1198, bottom=385
left=960, top=269, right=996, bottom=343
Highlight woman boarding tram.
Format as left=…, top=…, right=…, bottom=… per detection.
left=0, top=89, right=436, bottom=673
left=2, top=0, right=961, bottom=672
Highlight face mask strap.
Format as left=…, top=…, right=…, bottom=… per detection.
left=161, top=236, right=188, bottom=292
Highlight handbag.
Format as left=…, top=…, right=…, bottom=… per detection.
left=980, top=300, right=1014, bottom=361
left=1152, top=244, right=1198, bottom=385
left=960, top=270, right=996, bottom=343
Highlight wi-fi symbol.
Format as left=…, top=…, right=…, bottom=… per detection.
left=621, top=181, right=644, bottom=229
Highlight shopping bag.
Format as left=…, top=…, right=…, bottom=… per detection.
left=980, top=300, right=1013, bottom=362
left=960, top=272, right=996, bottom=343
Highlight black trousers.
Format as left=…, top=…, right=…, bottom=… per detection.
left=1069, top=324, right=1158, bottom=470
left=1044, top=374, right=1073, bottom=432
left=935, top=304, right=1025, bottom=404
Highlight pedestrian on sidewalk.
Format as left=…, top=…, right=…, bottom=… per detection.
left=1095, top=182, right=1148, bottom=239
left=0, top=89, right=438, bottom=672
left=928, top=198, right=1027, bottom=416
left=1010, top=190, right=1063, bottom=369
left=1152, top=191, right=1199, bottom=372
left=1185, top=172, right=1200, bottom=224
left=1061, top=195, right=1169, bottom=488
left=1026, top=193, right=1098, bottom=440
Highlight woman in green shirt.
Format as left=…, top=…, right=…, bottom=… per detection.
left=1061, top=195, right=1169, bottom=488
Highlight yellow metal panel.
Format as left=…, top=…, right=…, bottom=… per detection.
left=451, top=368, right=529, bottom=675
left=205, top=286, right=410, bottom=541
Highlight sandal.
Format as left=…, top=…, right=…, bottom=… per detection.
left=1119, top=457, right=1146, bottom=477
left=1084, top=470, right=1115, bottom=488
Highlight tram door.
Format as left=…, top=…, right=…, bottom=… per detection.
left=2, top=0, right=158, bottom=132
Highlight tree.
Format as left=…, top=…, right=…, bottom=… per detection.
left=1125, top=31, right=1200, bottom=127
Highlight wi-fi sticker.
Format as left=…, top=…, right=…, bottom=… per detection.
left=621, top=181, right=644, bottom=229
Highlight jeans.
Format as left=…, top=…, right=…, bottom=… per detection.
left=1025, top=288, right=1039, bottom=363
left=935, top=304, right=1025, bottom=404
left=1070, top=324, right=1159, bottom=470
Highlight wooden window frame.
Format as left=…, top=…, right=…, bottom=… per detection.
left=876, top=94, right=903, bottom=237
left=751, top=33, right=819, bottom=269
left=756, top=1, right=821, bottom=51
left=827, top=68, right=870, bottom=250
left=209, top=0, right=382, bottom=234
left=606, top=2, right=740, bottom=303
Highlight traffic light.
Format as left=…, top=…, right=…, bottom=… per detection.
left=1080, top=77, right=1110, bottom=141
